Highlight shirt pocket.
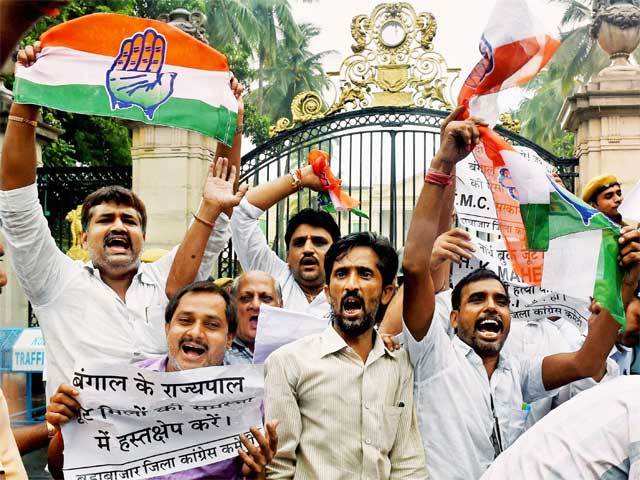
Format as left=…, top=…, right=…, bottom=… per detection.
left=505, top=407, right=529, bottom=448
left=136, top=305, right=168, bottom=356
left=380, top=405, right=403, bottom=453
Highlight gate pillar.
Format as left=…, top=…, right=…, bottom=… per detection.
left=560, top=2, right=640, bottom=195
left=130, top=125, right=217, bottom=250
left=130, top=8, right=216, bottom=252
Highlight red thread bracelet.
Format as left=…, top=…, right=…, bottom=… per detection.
left=425, top=169, right=453, bottom=187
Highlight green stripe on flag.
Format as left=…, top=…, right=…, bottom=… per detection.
left=548, top=191, right=614, bottom=239
left=594, top=229, right=625, bottom=327
left=14, top=79, right=237, bottom=145
left=519, top=203, right=549, bottom=250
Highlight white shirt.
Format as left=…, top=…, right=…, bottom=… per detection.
left=0, top=184, right=229, bottom=398
left=481, top=376, right=640, bottom=480
left=402, top=302, right=554, bottom=480
left=501, top=318, right=619, bottom=428
left=611, top=344, right=634, bottom=375
left=231, top=198, right=329, bottom=318
left=265, top=325, right=426, bottom=479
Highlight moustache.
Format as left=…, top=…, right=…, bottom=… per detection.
left=299, top=256, right=319, bottom=266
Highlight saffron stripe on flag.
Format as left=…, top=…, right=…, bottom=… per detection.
left=40, top=13, right=229, bottom=71
left=15, top=47, right=238, bottom=112
left=14, top=79, right=237, bottom=145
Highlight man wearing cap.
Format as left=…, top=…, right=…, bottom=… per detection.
left=583, top=174, right=640, bottom=374
left=581, top=174, right=623, bottom=224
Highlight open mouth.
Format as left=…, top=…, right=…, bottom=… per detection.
left=300, top=257, right=318, bottom=269
left=249, top=315, right=259, bottom=327
left=341, top=296, right=363, bottom=318
left=104, top=235, right=131, bottom=253
left=180, top=341, right=207, bottom=359
left=475, top=316, right=503, bottom=340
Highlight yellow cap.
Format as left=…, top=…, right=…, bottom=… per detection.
left=581, top=174, right=620, bottom=203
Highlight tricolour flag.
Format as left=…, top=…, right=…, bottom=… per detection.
left=14, top=13, right=238, bottom=145
left=458, top=0, right=625, bottom=325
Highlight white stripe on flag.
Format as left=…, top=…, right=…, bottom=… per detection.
left=16, top=46, right=237, bottom=111
left=500, top=149, right=551, bottom=204
left=541, top=229, right=601, bottom=301
left=482, top=0, right=550, bottom=49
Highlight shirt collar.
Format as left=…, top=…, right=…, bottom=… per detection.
left=319, top=324, right=399, bottom=360
left=84, top=261, right=152, bottom=284
left=231, top=336, right=253, bottom=353
left=452, top=335, right=511, bottom=371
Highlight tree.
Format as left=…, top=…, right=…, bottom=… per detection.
left=254, top=22, right=334, bottom=121
left=515, top=0, right=640, bottom=156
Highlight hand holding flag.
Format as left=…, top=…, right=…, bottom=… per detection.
left=456, top=0, right=627, bottom=326
left=307, top=150, right=368, bottom=218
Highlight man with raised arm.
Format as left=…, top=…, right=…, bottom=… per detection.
left=402, top=107, right=623, bottom=479
left=230, top=167, right=341, bottom=318
left=0, top=44, right=245, bottom=400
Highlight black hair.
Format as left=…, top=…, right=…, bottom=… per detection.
left=324, top=232, right=398, bottom=287
left=284, top=208, right=341, bottom=249
left=451, top=268, right=509, bottom=310
left=82, top=185, right=147, bottom=233
left=165, top=280, right=237, bottom=334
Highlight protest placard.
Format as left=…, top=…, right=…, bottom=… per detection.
left=253, top=304, right=328, bottom=364
left=452, top=233, right=590, bottom=329
left=455, top=146, right=555, bottom=235
left=62, top=363, right=263, bottom=480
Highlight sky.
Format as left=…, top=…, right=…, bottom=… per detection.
left=289, top=0, right=567, bottom=110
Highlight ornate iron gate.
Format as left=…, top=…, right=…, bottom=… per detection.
left=216, top=106, right=577, bottom=277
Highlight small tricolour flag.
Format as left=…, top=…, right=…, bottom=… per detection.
left=14, top=13, right=238, bottom=145
left=458, top=0, right=625, bottom=325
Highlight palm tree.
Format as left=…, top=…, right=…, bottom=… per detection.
left=206, top=0, right=261, bottom=52
left=515, top=0, right=640, bottom=153
left=255, top=22, right=334, bottom=120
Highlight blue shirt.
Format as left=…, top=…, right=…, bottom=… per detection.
left=223, top=337, right=253, bottom=365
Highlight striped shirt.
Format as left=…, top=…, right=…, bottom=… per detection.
left=481, top=376, right=640, bottom=479
left=264, top=324, right=426, bottom=479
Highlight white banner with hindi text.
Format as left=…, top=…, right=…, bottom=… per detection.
left=62, top=363, right=263, bottom=480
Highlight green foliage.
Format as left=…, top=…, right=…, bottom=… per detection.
left=551, top=131, right=575, bottom=158
left=515, top=0, right=640, bottom=156
left=243, top=103, right=270, bottom=145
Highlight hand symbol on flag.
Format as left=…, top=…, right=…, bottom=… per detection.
left=106, top=28, right=177, bottom=120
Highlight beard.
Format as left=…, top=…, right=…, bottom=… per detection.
left=330, top=292, right=379, bottom=338
left=330, top=310, right=377, bottom=338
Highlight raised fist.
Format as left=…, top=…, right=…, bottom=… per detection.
left=106, top=28, right=177, bottom=120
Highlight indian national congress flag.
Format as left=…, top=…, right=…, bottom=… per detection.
left=458, top=0, right=625, bottom=326
left=13, top=13, right=238, bottom=145
left=503, top=149, right=624, bottom=326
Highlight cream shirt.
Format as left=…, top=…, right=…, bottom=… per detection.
left=0, top=389, right=27, bottom=480
left=0, top=183, right=230, bottom=398
left=264, top=325, right=427, bottom=479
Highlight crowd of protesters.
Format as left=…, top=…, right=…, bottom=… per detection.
left=0, top=2, right=639, bottom=479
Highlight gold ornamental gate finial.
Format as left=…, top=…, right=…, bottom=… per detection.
left=270, top=2, right=461, bottom=137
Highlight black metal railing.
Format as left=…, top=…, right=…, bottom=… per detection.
left=218, top=106, right=577, bottom=277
